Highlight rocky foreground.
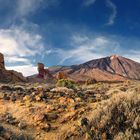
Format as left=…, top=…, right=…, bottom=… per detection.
left=0, top=81, right=140, bottom=140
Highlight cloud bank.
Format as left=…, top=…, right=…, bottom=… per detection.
left=0, top=26, right=45, bottom=76
left=48, top=34, right=120, bottom=65
left=6, top=65, right=37, bottom=77
left=47, top=33, right=140, bottom=65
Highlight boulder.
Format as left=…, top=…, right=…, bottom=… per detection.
left=0, top=125, right=4, bottom=132
left=56, top=71, right=67, bottom=79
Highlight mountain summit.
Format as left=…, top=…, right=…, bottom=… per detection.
left=49, top=55, right=140, bottom=82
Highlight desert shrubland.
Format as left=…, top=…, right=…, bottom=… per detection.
left=72, top=87, right=140, bottom=140
left=0, top=81, right=139, bottom=140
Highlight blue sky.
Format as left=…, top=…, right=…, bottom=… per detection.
left=0, top=0, right=140, bottom=76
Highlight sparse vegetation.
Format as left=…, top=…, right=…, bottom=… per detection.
left=76, top=91, right=140, bottom=140
left=56, top=79, right=76, bottom=89
left=0, top=81, right=139, bottom=140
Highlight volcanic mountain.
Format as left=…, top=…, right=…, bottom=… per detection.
left=49, top=55, right=140, bottom=82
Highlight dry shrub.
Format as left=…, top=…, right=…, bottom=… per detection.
left=75, top=90, right=140, bottom=140
left=85, top=79, right=97, bottom=85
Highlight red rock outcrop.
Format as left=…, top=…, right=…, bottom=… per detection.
left=0, top=53, right=26, bottom=83
left=56, top=72, right=67, bottom=80
left=0, top=53, right=5, bottom=69
left=37, top=63, right=54, bottom=80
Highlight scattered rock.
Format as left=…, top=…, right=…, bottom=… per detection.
left=80, top=118, right=89, bottom=126
left=18, top=122, right=26, bottom=129
left=18, top=134, right=28, bottom=140
left=11, top=95, right=17, bottom=102
left=23, top=95, right=30, bottom=101
left=45, top=113, right=58, bottom=121
left=0, top=126, right=4, bottom=133
left=41, top=123, right=51, bottom=132
left=60, top=111, right=77, bottom=123
left=1, top=85, right=13, bottom=91
left=3, top=94, right=10, bottom=100
left=14, top=86, right=25, bottom=92
left=3, top=131, right=12, bottom=139
left=34, top=113, right=45, bottom=122
left=35, top=95, right=41, bottom=101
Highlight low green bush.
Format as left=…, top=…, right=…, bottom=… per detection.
left=56, top=79, right=76, bottom=89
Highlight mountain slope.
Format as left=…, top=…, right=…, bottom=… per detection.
left=49, top=55, right=140, bottom=82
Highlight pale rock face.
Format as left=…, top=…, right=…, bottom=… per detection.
left=110, top=55, right=119, bottom=60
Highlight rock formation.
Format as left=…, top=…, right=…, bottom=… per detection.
left=56, top=72, right=67, bottom=80
left=37, top=63, right=54, bottom=80
left=0, top=53, right=5, bottom=69
left=0, top=53, right=26, bottom=83
left=38, top=63, right=46, bottom=78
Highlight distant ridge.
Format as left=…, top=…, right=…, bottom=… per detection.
left=49, top=55, right=140, bottom=82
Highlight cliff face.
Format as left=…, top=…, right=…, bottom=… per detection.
left=0, top=53, right=26, bottom=83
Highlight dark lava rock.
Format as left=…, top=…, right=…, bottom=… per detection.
left=1, top=85, right=13, bottom=91
left=13, top=86, right=25, bottom=92
left=3, top=94, right=10, bottom=100
left=11, top=95, right=17, bottom=102
left=80, top=118, right=89, bottom=126
left=5, top=113, right=18, bottom=125
left=18, top=134, right=28, bottom=140
left=0, top=125, right=4, bottom=133
left=45, top=113, right=58, bottom=121
left=10, top=134, right=18, bottom=140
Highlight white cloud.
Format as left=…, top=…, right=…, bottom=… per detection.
left=53, top=34, right=120, bottom=64
left=0, top=25, right=46, bottom=76
left=124, top=50, right=140, bottom=63
left=0, top=27, right=44, bottom=64
left=82, top=0, right=96, bottom=7
left=6, top=65, right=37, bottom=76
left=5, top=56, right=30, bottom=64
left=52, top=33, right=140, bottom=65
left=106, top=0, right=117, bottom=25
